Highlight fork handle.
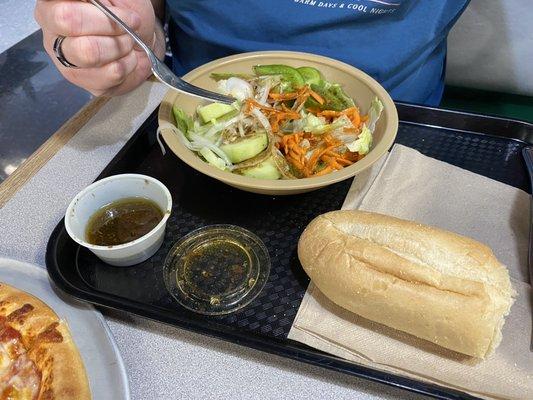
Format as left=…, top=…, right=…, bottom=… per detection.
left=87, top=0, right=234, bottom=104
left=87, top=0, right=156, bottom=61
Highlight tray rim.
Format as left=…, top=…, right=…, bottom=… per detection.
left=46, top=103, right=531, bottom=400
left=396, top=101, right=533, bottom=144
left=398, top=101, right=533, bottom=129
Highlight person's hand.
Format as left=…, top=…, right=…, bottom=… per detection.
left=35, top=0, right=158, bottom=96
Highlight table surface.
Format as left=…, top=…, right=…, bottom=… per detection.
left=0, top=81, right=426, bottom=400
left=0, top=30, right=93, bottom=184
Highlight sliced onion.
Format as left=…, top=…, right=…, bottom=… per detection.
left=257, top=79, right=272, bottom=105
left=251, top=108, right=272, bottom=133
left=218, top=77, right=253, bottom=101
left=272, top=148, right=297, bottom=179
left=159, top=122, right=195, bottom=150
left=159, top=122, right=234, bottom=169
left=334, top=134, right=357, bottom=144
left=305, top=148, right=316, bottom=161
left=156, top=122, right=181, bottom=155
left=189, top=133, right=233, bottom=166
left=204, top=116, right=240, bottom=140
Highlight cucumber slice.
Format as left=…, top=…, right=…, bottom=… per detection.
left=253, top=65, right=305, bottom=89
left=193, top=109, right=240, bottom=135
left=198, top=103, right=236, bottom=124
left=297, top=67, right=323, bottom=86
left=239, top=158, right=281, bottom=180
left=220, top=132, right=268, bottom=163
left=199, top=147, right=226, bottom=170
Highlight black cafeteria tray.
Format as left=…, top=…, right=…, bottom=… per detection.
left=46, top=103, right=532, bottom=400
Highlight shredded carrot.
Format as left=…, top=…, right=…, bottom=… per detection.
left=322, top=149, right=354, bottom=165
left=318, top=110, right=341, bottom=119
left=269, top=86, right=307, bottom=102
left=280, top=132, right=303, bottom=146
left=244, top=99, right=274, bottom=113
left=313, top=166, right=333, bottom=176
left=265, top=94, right=365, bottom=177
left=308, top=89, right=325, bottom=105
left=340, top=106, right=361, bottom=128
left=306, top=148, right=323, bottom=171
left=246, top=99, right=299, bottom=118
left=321, top=155, right=343, bottom=170
left=323, top=133, right=342, bottom=147
left=324, top=150, right=340, bottom=158
left=288, top=157, right=305, bottom=171
left=294, top=87, right=312, bottom=110
left=335, top=158, right=353, bottom=166
left=343, top=151, right=362, bottom=162
left=279, top=132, right=307, bottom=173
left=269, top=86, right=322, bottom=113
left=289, top=150, right=301, bottom=160
left=246, top=98, right=301, bottom=134
left=269, top=115, right=279, bottom=134
left=268, top=92, right=299, bottom=101
left=306, top=144, right=336, bottom=173
left=351, top=110, right=361, bottom=127
left=318, top=107, right=362, bottom=128
left=293, top=146, right=305, bottom=155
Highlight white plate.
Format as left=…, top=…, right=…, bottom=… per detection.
left=0, top=258, right=130, bottom=400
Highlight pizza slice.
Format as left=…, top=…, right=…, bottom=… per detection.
left=0, top=283, right=91, bottom=400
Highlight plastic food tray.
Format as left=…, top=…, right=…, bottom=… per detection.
left=46, top=103, right=532, bottom=400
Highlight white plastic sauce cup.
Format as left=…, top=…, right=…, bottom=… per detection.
left=65, top=174, right=172, bottom=266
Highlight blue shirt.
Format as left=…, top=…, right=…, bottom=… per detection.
left=167, top=0, right=469, bottom=106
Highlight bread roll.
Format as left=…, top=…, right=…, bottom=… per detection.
left=298, top=210, right=514, bottom=358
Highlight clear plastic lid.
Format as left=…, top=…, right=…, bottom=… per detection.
left=163, top=225, right=270, bottom=315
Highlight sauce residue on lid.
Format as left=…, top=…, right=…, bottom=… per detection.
left=85, top=197, right=163, bottom=246
left=163, top=225, right=271, bottom=315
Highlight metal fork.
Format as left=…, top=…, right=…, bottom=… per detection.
left=88, top=0, right=234, bottom=104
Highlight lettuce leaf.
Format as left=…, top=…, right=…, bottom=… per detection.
left=303, top=115, right=348, bottom=135
left=346, top=124, right=372, bottom=154
left=345, top=97, right=383, bottom=155
left=367, top=97, right=384, bottom=132
left=172, top=105, right=193, bottom=137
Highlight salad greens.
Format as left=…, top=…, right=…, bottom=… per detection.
left=167, top=64, right=384, bottom=179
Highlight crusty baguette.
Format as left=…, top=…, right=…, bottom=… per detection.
left=297, top=210, right=515, bottom=358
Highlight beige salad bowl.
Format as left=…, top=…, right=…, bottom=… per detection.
left=158, top=51, right=398, bottom=195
